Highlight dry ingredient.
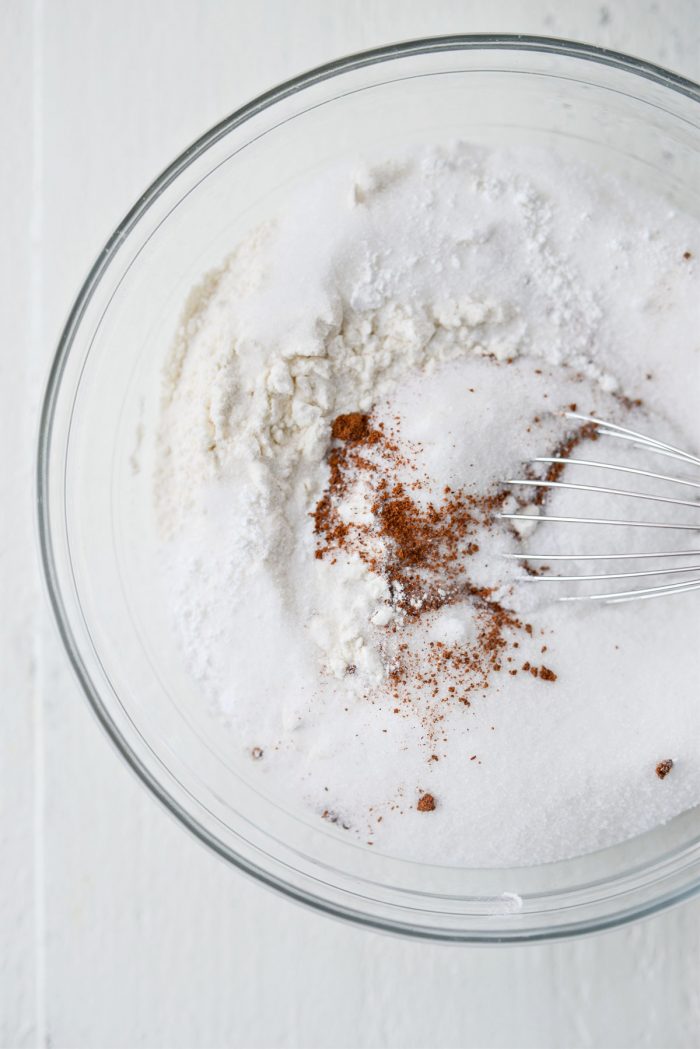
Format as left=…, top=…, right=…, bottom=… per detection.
left=417, top=793, right=437, bottom=813
left=156, top=143, right=700, bottom=867
left=310, top=406, right=573, bottom=743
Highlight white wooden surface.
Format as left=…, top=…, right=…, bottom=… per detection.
left=2, top=2, right=700, bottom=1047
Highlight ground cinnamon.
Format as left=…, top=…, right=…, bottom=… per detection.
left=331, top=411, right=372, bottom=442
left=313, top=409, right=552, bottom=721
left=528, top=421, right=599, bottom=502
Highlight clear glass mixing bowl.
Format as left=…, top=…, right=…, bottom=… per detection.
left=38, top=37, right=700, bottom=942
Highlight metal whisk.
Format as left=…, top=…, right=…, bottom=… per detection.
left=499, top=413, right=700, bottom=604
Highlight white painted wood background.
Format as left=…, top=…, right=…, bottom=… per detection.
left=2, top=2, right=700, bottom=1047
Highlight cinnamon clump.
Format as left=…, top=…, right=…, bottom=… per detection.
left=655, top=759, right=674, bottom=780
left=331, top=411, right=372, bottom=442
left=417, top=793, right=436, bottom=812
left=522, top=661, right=557, bottom=681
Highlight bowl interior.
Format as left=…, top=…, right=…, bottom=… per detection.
left=42, top=40, right=700, bottom=940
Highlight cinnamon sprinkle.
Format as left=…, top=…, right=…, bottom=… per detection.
left=313, top=410, right=552, bottom=722
left=529, top=421, right=599, bottom=502
left=331, top=411, right=372, bottom=443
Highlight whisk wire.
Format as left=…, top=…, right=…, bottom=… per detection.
left=503, top=478, right=700, bottom=508
left=565, top=412, right=700, bottom=466
left=500, top=513, right=699, bottom=530
left=519, top=564, right=700, bottom=582
left=560, top=579, right=700, bottom=603
left=529, top=457, right=700, bottom=490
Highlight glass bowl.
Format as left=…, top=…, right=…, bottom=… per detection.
left=38, top=36, right=700, bottom=942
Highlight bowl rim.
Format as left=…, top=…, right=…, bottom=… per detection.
left=37, top=34, right=700, bottom=943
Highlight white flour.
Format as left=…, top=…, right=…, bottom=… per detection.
left=156, top=144, right=700, bottom=867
